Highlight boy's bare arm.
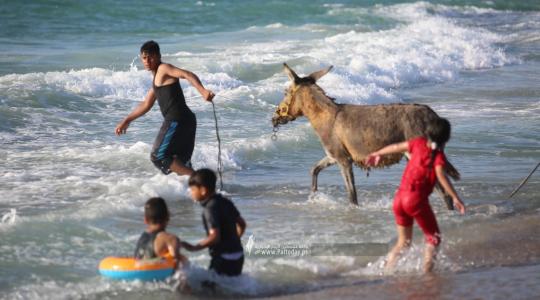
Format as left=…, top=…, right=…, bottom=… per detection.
left=154, top=232, right=176, bottom=257
left=236, top=216, right=246, bottom=237
left=161, top=64, right=214, bottom=101
left=435, top=166, right=466, bottom=214
left=182, top=228, right=220, bottom=252
left=115, top=88, right=157, bottom=135
left=155, top=233, right=189, bottom=264
left=168, top=236, right=189, bottom=267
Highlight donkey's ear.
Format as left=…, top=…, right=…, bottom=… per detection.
left=283, top=63, right=300, bottom=83
left=308, top=65, right=333, bottom=82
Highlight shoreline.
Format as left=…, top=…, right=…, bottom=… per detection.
left=265, top=263, right=540, bottom=300
left=263, top=213, right=540, bottom=299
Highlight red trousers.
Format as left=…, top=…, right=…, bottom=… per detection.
left=393, top=190, right=441, bottom=246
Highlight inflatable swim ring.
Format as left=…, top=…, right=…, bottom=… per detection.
left=99, top=257, right=176, bottom=281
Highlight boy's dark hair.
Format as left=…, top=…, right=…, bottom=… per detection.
left=188, top=168, right=217, bottom=191
left=426, top=117, right=451, bottom=148
left=140, top=40, right=161, bottom=56
left=144, top=197, right=170, bottom=224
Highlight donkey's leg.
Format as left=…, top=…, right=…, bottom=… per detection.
left=339, top=161, right=358, bottom=205
left=311, top=156, right=336, bottom=192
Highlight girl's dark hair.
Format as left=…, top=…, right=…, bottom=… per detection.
left=144, top=197, right=170, bottom=224
left=140, top=40, right=161, bottom=55
left=426, top=118, right=451, bottom=148
left=188, top=168, right=217, bottom=192
left=427, top=118, right=451, bottom=169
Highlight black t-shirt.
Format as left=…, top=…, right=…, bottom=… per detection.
left=201, top=194, right=243, bottom=257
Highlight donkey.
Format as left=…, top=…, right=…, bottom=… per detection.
left=272, top=63, right=460, bottom=206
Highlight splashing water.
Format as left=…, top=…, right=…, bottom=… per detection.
left=1, top=209, right=17, bottom=225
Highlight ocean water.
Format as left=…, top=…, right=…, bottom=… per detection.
left=1, top=0, right=539, bottom=299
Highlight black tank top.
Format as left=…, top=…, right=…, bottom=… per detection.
left=134, top=229, right=163, bottom=259
left=153, top=64, right=194, bottom=121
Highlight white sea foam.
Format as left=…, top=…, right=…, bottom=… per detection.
left=193, top=121, right=312, bottom=170
left=314, top=21, right=513, bottom=104
left=169, top=51, right=194, bottom=57
left=323, top=3, right=345, bottom=9
left=208, top=4, right=514, bottom=106
left=265, top=23, right=285, bottom=29
left=307, top=192, right=342, bottom=208
left=49, top=134, right=279, bottom=174
left=0, top=174, right=191, bottom=226
left=0, top=68, right=242, bottom=104
left=195, top=1, right=215, bottom=7
left=0, top=68, right=149, bottom=100
left=55, top=141, right=151, bottom=163
left=372, top=1, right=498, bottom=22
left=436, top=101, right=540, bottom=120
left=274, top=183, right=395, bottom=209
left=0, top=2, right=515, bottom=110
left=0, top=209, right=17, bottom=229
left=0, top=123, right=312, bottom=224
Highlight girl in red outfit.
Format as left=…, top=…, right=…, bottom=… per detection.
left=365, top=118, right=466, bottom=273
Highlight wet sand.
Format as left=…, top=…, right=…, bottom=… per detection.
left=265, top=213, right=540, bottom=300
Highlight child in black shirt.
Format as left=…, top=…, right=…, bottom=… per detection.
left=182, top=169, right=247, bottom=276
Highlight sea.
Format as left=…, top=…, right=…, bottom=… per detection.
left=1, top=1, right=539, bottom=299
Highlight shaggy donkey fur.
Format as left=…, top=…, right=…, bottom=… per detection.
left=272, top=64, right=459, bottom=206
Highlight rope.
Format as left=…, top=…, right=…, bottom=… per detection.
left=509, top=162, right=539, bottom=198
left=211, top=101, right=224, bottom=190
left=186, top=93, right=233, bottom=189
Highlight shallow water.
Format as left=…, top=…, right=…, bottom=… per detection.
left=1, top=1, right=539, bottom=299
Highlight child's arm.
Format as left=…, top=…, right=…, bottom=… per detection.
left=182, top=228, right=220, bottom=252
left=168, top=238, right=189, bottom=268
left=115, top=89, right=157, bottom=135
left=364, top=141, right=409, bottom=166
left=160, top=64, right=215, bottom=101
left=236, top=216, right=246, bottom=238
left=435, top=165, right=466, bottom=214
left=155, top=233, right=189, bottom=267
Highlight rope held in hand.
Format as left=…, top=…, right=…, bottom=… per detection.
left=211, top=101, right=224, bottom=190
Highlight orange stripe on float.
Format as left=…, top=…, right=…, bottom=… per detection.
left=99, top=257, right=176, bottom=271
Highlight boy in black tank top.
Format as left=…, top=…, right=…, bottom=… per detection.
left=115, top=40, right=215, bottom=176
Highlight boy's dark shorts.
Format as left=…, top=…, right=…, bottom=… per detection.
left=151, top=114, right=196, bottom=174
left=209, top=255, right=244, bottom=276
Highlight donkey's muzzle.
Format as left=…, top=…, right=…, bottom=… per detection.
left=272, top=102, right=296, bottom=127
left=271, top=115, right=296, bottom=127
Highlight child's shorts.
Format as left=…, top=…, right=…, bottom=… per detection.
left=209, top=254, right=244, bottom=276
left=150, top=115, right=196, bottom=174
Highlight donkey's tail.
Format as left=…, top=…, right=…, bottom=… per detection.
left=445, top=160, right=461, bottom=181
left=436, top=159, right=461, bottom=211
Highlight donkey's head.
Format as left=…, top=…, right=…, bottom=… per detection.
left=272, top=63, right=333, bottom=127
